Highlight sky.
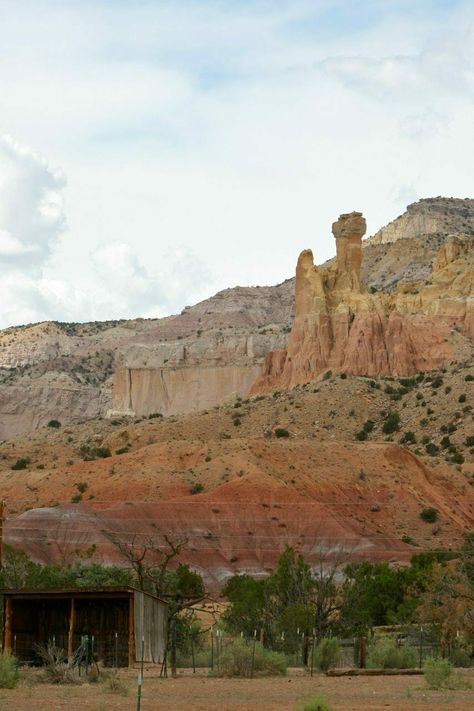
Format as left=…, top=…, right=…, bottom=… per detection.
left=0, top=0, right=473, bottom=328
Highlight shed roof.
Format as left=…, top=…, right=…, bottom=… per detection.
left=0, top=586, right=167, bottom=604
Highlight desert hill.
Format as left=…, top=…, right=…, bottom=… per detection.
left=1, top=196, right=472, bottom=439
left=1, top=351, right=472, bottom=585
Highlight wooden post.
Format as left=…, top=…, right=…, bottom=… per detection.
left=67, top=598, right=75, bottom=662
left=3, top=597, right=13, bottom=654
left=0, top=499, right=4, bottom=569
left=128, top=596, right=135, bottom=667
left=359, top=637, right=367, bottom=669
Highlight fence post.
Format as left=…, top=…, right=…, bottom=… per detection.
left=191, top=635, right=196, bottom=674
left=359, top=637, right=367, bottom=669
left=310, top=629, right=315, bottom=677
left=136, top=636, right=145, bottom=711
left=210, top=629, right=214, bottom=671
left=419, top=626, right=423, bottom=668
left=250, top=629, right=257, bottom=679
left=115, top=632, right=118, bottom=669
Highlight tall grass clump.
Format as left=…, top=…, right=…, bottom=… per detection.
left=298, top=694, right=335, bottom=711
left=313, top=638, right=340, bottom=672
left=0, top=654, right=20, bottom=688
left=423, top=657, right=471, bottom=690
left=216, top=638, right=286, bottom=677
left=367, top=637, right=417, bottom=669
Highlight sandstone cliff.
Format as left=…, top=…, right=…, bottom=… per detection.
left=251, top=212, right=474, bottom=392
left=1, top=198, right=473, bottom=437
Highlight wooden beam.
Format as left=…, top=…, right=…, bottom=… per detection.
left=67, top=598, right=75, bottom=661
left=128, top=596, right=135, bottom=667
left=3, top=597, right=12, bottom=654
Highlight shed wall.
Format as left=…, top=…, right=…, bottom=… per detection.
left=134, top=591, right=167, bottom=663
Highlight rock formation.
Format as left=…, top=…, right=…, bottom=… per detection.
left=251, top=212, right=474, bottom=392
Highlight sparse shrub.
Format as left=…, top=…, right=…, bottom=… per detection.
left=363, top=420, right=374, bottom=433
left=233, top=418, right=241, bottom=426
left=298, top=694, right=335, bottom=711
left=37, top=463, right=45, bottom=470
left=401, top=534, right=415, bottom=545
left=274, top=428, right=290, bottom=438
left=11, top=457, right=31, bottom=470
left=423, top=657, right=471, bottom=690
left=465, top=374, right=474, bottom=382
left=216, top=638, right=286, bottom=677
left=104, top=672, right=128, bottom=695
left=0, top=654, right=20, bottom=688
left=382, top=411, right=400, bottom=434
left=440, top=436, right=451, bottom=448
left=47, top=419, right=61, bottom=428
left=431, top=376, right=444, bottom=389
left=314, top=638, right=340, bottom=672
left=451, top=453, right=464, bottom=464
left=76, top=481, right=88, bottom=493
left=115, top=446, right=129, bottom=455
left=340, top=372, right=347, bottom=379
left=400, top=431, right=416, bottom=444
left=190, top=483, right=204, bottom=495
left=148, top=412, right=163, bottom=419
left=71, top=494, right=82, bottom=504
left=354, top=430, right=367, bottom=441
left=420, top=507, right=438, bottom=523
left=458, top=393, right=466, bottom=403
left=323, top=370, right=332, bottom=380
left=465, top=435, right=474, bottom=447
left=425, top=442, right=439, bottom=456
left=367, top=637, right=417, bottom=669
left=444, top=386, right=452, bottom=394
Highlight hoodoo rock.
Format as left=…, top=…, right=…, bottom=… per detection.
left=251, top=212, right=474, bottom=392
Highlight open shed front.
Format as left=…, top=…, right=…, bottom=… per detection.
left=1, top=587, right=167, bottom=667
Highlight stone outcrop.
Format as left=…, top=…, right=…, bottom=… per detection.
left=251, top=212, right=474, bottom=392
left=368, top=197, right=474, bottom=245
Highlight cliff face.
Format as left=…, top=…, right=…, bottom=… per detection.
left=1, top=198, right=473, bottom=437
left=368, top=197, right=474, bottom=245
left=251, top=213, right=474, bottom=392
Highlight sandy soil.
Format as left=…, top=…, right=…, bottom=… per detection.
left=1, top=668, right=473, bottom=711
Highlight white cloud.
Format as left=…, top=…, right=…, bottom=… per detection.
left=0, top=135, right=66, bottom=269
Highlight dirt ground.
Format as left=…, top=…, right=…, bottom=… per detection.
left=1, top=668, right=474, bottom=711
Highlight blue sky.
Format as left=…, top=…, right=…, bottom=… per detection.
left=0, top=0, right=473, bottom=327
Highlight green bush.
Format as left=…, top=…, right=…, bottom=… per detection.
left=190, top=483, right=204, bottom=495
left=458, top=393, right=466, bottom=403
left=11, top=457, right=31, bottom=470
left=465, top=374, right=473, bottom=382
left=0, top=654, right=20, bottom=688
left=274, top=428, right=290, bottom=438
left=363, top=420, right=375, bottom=433
left=420, top=507, right=438, bottom=523
left=298, top=694, right=334, bottom=711
left=47, top=419, right=61, bottom=428
left=382, top=412, right=400, bottom=434
left=367, top=637, right=417, bottom=669
left=425, top=442, right=439, bottom=456
left=465, top=435, right=474, bottom=447
left=313, top=638, right=340, bottom=672
left=217, top=638, right=286, bottom=677
left=400, top=431, right=416, bottom=444
left=354, top=430, right=367, bottom=441
left=423, top=657, right=471, bottom=690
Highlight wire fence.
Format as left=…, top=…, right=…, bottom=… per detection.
left=11, top=631, right=130, bottom=668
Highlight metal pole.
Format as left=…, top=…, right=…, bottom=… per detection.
left=0, top=499, right=4, bottom=569
left=250, top=629, right=257, bottom=679
left=136, top=636, right=145, bottom=711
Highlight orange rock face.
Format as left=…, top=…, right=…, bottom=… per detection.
left=251, top=214, right=473, bottom=392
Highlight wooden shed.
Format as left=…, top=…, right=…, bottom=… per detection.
left=1, top=586, right=167, bottom=667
